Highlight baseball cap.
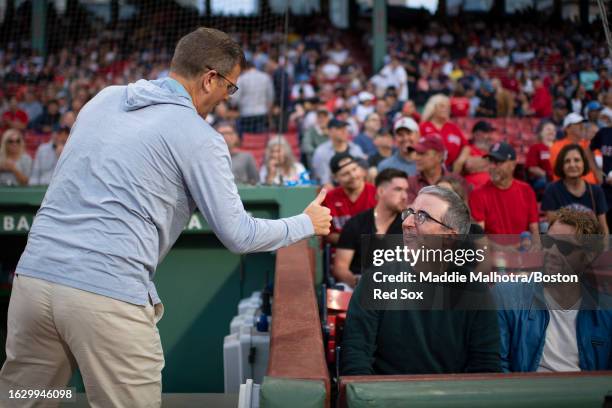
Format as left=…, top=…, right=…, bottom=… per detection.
left=330, top=152, right=356, bottom=174
left=472, top=120, right=495, bottom=133
left=358, top=91, right=375, bottom=103
left=393, top=117, right=419, bottom=134
left=328, top=118, right=349, bottom=129
left=600, top=107, right=612, bottom=121
left=485, top=142, right=516, bottom=162
left=586, top=100, right=603, bottom=112
left=334, top=108, right=349, bottom=116
left=413, top=135, right=446, bottom=154
left=562, top=112, right=586, bottom=129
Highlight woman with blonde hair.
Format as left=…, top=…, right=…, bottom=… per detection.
left=0, top=129, right=32, bottom=186
left=420, top=93, right=469, bottom=171
left=260, top=135, right=310, bottom=186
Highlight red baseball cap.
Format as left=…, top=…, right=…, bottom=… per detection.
left=413, top=135, right=446, bottom=154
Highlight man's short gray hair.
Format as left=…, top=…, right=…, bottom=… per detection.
left=418, top=185, right=471, bottom=235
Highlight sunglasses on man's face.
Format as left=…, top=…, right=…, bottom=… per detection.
left=6, top=139, right=21, bottom=144
left=542, top=235, right=582, bottom=256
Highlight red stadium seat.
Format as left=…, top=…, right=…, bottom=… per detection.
left=241, top=133, right=269, bottom=150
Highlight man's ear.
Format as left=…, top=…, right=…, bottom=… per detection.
left=201, top=71, right=214, bottom=94
left=376, top=184, right=385, bottom=200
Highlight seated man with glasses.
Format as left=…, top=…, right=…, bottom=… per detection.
left=342, top=185, right=501, bottom=375
left=496, top=208, right=612, bottom=372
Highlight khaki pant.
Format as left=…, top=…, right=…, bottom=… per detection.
left=0, top=275, right=165, bottom=408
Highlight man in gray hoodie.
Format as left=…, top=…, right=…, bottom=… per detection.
left=0, top=27, right=331, bottom=407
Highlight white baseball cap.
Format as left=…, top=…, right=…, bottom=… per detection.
left=563, top=112, right=586, bottom=129
left=393, top=117, right=419, bottom=133
left=358, top=91, right=375, bottom=103
left=600, top=107, right=612, bottom=121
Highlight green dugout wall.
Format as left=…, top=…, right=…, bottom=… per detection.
left=0, top=185, right=319, bottom=393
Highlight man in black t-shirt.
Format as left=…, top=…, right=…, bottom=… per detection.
left=590, top=126, right=612, bottom=226
left=334, top=168, right=408, bottom=288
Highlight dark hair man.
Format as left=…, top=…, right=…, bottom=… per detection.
left=334, top=169, right=408, bottom=288
left=322, top=153, right=377, bottom=245
left=0, top=27, right=332, bottom=407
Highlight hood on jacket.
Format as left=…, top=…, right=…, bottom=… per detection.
left=123, top=79, right=195, bottom=112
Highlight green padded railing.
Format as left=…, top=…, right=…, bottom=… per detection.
left=342, top=373, right=612, bottom=408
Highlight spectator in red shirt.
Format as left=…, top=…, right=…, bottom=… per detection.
left=420, top=94, right=469, bottom=172
left=454, top=120, right=496, bottom=189
left=594, top=68, right=610, bottom=93
left=529, top=77, right=553, bottom=118
left=322, top=153, right=377, bottom=244
left=526, top=120, right=556, bottom=196
left=1, top=97, right=29, bottom=132
left=469, top=142, right=540, bottom=237
left=502, top=67, right=520, bottom=94
left=450, top=86, right=470, bottom=118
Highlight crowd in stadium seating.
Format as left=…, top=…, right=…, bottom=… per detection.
left=1, top=18, right=611, bottom=238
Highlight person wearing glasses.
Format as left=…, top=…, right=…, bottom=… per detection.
left=0, top=128, right=31, bottom=186
left=496, top=208, right=612, bottom=372
left=0, top=27, right=332, bottom=407
left=342, top=185, right=501, bottom=375
left=231, top=60, right=274, bottom=135
left=469, top=142, right=540, bottom=237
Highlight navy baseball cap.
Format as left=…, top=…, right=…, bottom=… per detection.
left=485, top=142, right=516, bottom=162
left=328, top=118, right=349, bottom=129
left=472, top=120, right=495, bottom=133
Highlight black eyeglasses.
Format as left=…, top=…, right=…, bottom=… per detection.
left=542, top=235, right=582, bottom=255
left=206, top=65, right=238, bottom=95
left=401, top=208, right=453, bottom=230
left=6, top=139, right=21, bottom=144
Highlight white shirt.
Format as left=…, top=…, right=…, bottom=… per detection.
left=233, top=69, right=274, bottom=117
left=536, top=290, right=581, bottom=373
left=380, top=64, right=408, bottom=101
left=355, top=104, right=375, bottom=123
left=321, top=63, right=341, bottom=80
left=291, top=83, right=315, bottom=101
left=328, top=49, right=349, bottom=65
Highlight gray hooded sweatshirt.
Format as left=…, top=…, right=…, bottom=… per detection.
left=16, top=78, right=313, bottom=305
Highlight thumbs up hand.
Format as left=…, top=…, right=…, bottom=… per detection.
left=303, top=189, right=332, bottom=236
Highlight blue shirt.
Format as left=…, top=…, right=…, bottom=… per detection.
left=496, top=283, right=612, bottom=372
left=353, top=132, right=377, bottom=157
left=377, top=152, right=417, bottom=176
left=16, top=78, right=314, bottom=305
